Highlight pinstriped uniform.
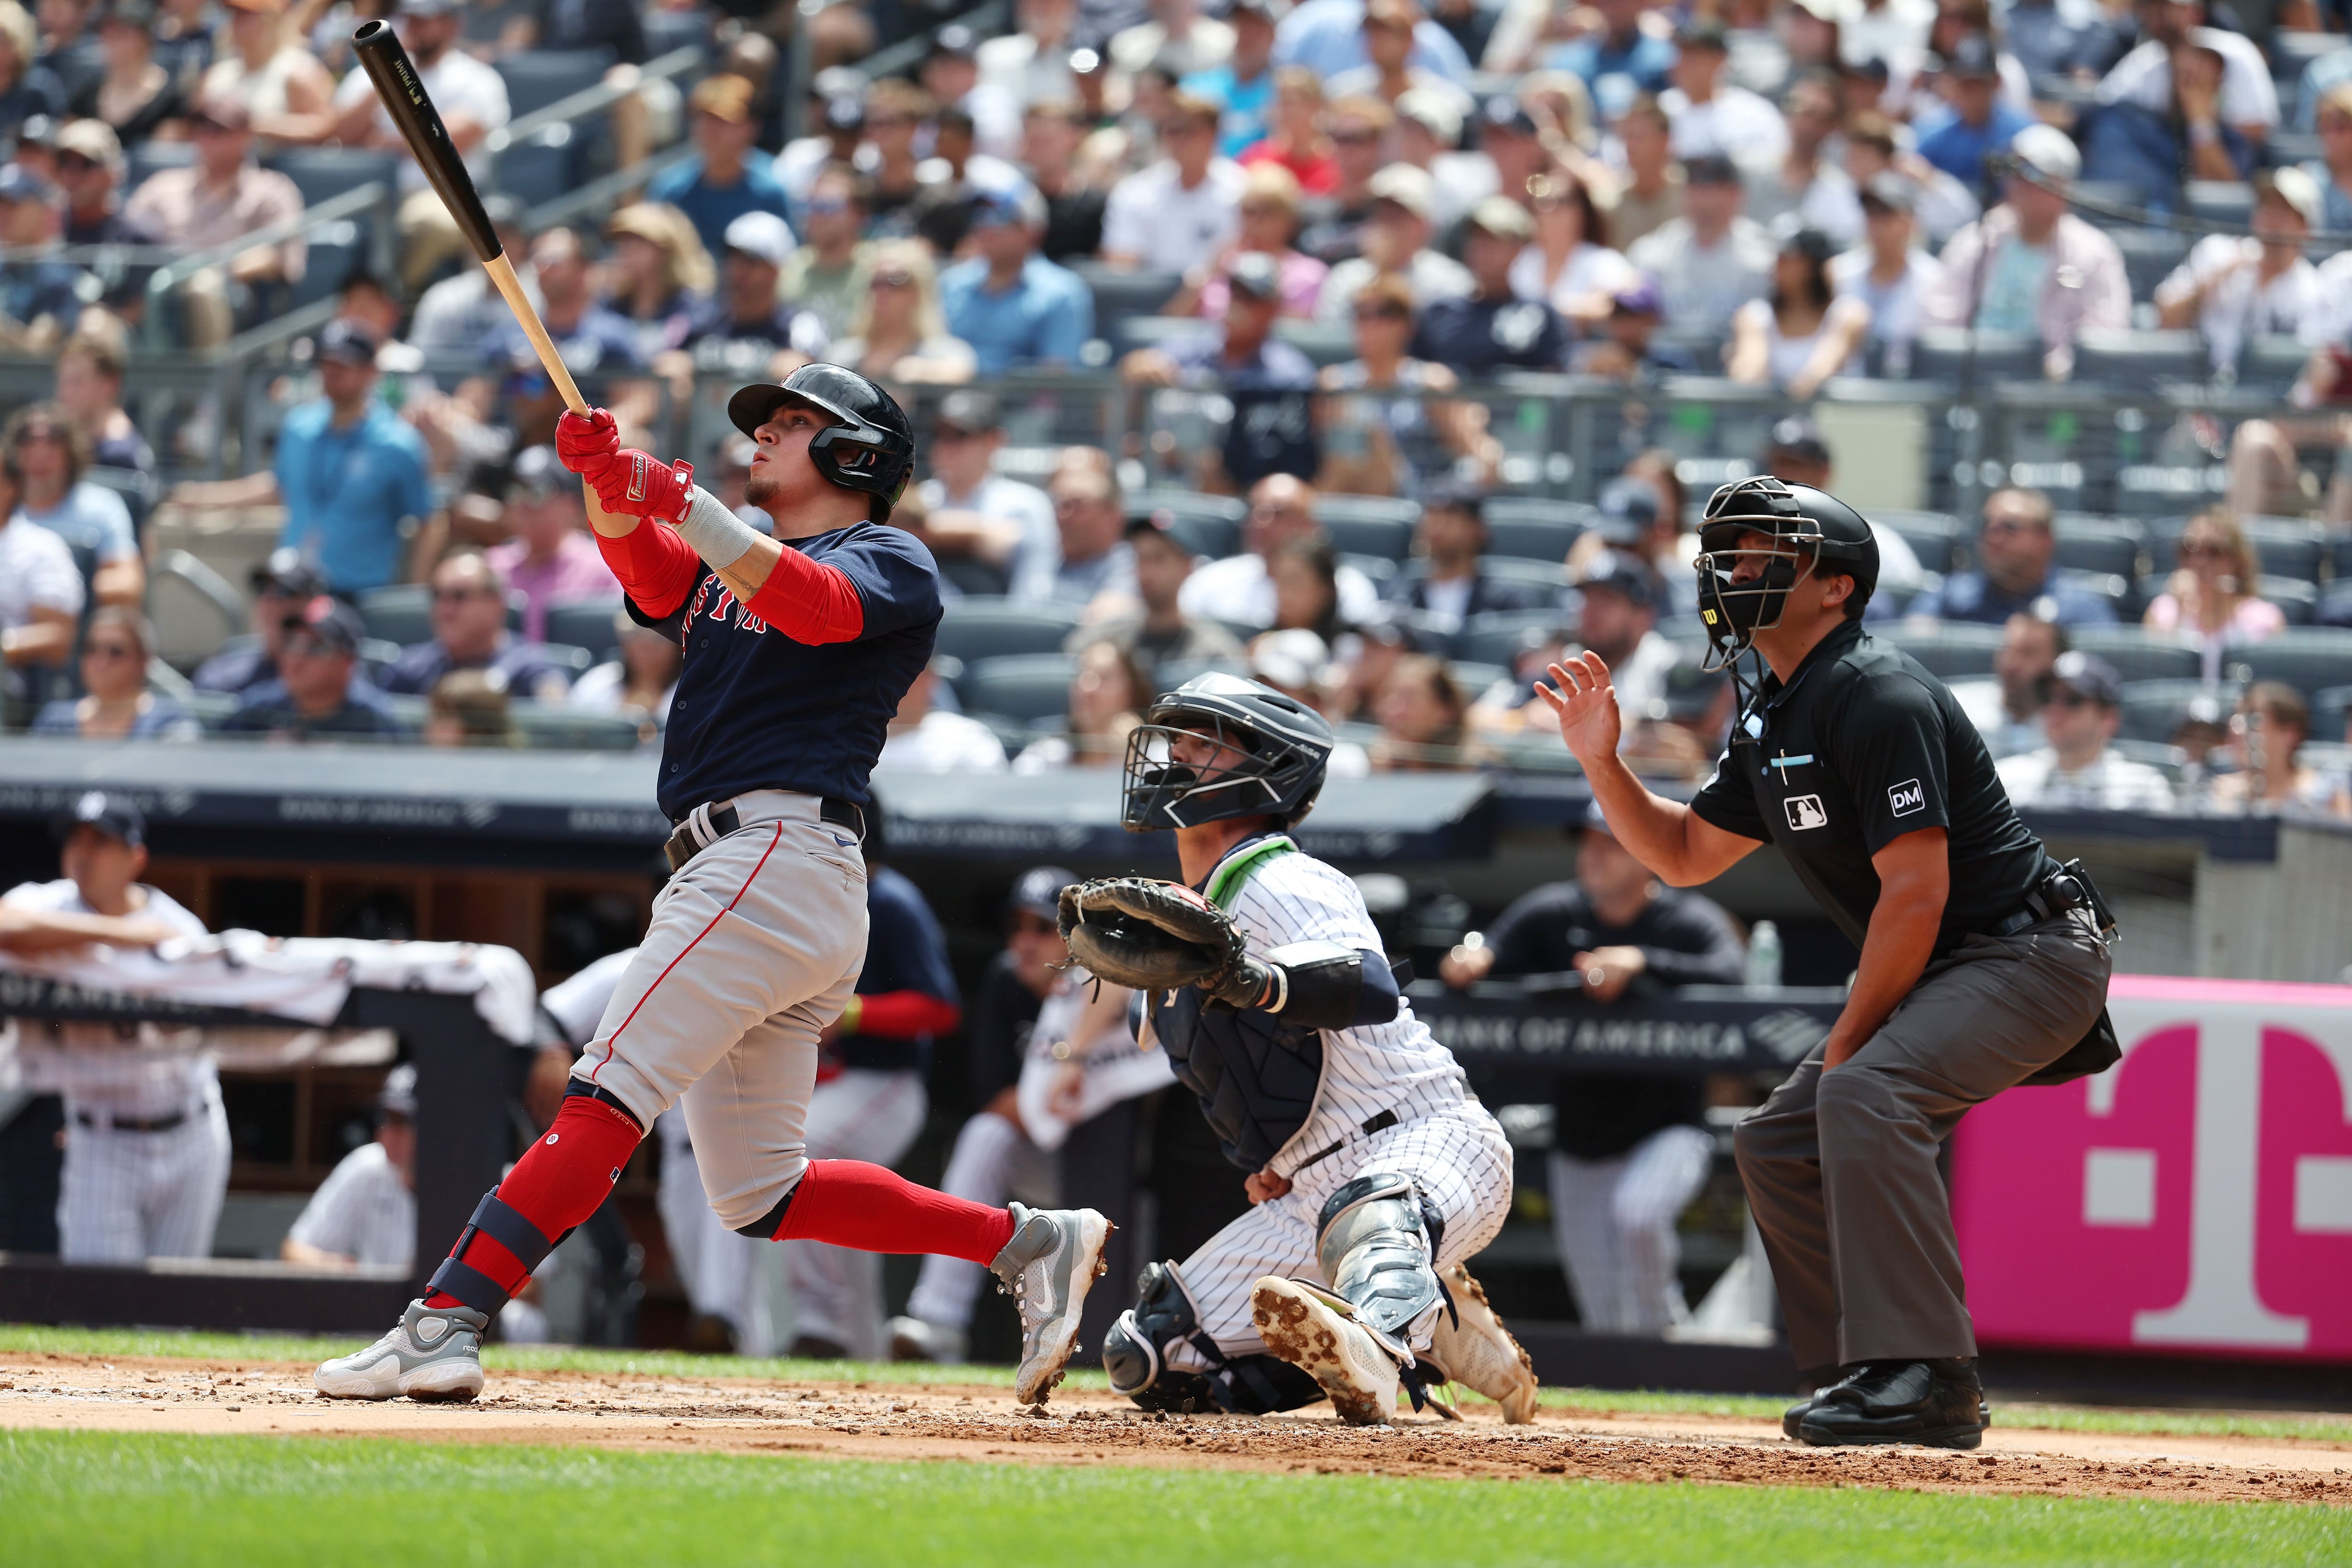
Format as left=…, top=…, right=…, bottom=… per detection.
left=1153, top=849, right=1516, bottom=1365
left=1546, top=1124, right=1716, bottom=1334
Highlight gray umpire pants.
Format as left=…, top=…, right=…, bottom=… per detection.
left=1733, top=909, right=2111, bottom=1375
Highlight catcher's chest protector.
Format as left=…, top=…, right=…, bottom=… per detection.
left=1151, top=832, right=1323, bottom=1171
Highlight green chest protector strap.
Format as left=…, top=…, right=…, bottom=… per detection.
left=1202, top=835, right=1296, bottom=913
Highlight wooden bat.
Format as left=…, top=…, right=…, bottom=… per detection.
left=351, top=19, right=587, bottom=414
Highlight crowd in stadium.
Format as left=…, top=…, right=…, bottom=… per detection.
left=0, top=0, right=2346, bottom=814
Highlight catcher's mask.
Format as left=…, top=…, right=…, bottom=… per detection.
left=725, top=363, right=916, bottom=521
left=1693, top=475, right=1880, bottom=672
left=1121, top=673, right=1335, bottom=833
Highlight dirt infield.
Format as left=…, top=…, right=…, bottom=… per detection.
left=3, top=1351, right=2346, bottom=1506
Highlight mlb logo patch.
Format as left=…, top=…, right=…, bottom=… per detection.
left=1783, top=794, right=1828, bottom=831
left=1889, top=779, right=1926, bottom=817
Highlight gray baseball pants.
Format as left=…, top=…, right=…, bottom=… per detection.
left=1733, top=908, right=2111, bottom=1374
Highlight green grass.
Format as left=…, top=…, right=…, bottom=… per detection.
left=3, top=1431, right=2344, bottom=1568
left=8, top=1323, right=2349, bottom=1445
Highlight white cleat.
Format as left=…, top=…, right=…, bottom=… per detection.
left=1249, top=1276, right=1402, bottom=1426
left=991, top=1203, right=1112, bottom=1404
left=1427, top=1263, right=1540, bottom=1424
left=314, top=1298, right=489, bottom=1402
left=887, top=1314, right=968, bottom=1365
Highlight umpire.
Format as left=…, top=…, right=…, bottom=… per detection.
left=1541, top=475, right=2116, bottom=1450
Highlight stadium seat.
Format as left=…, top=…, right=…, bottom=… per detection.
left=2231, top=628, right=2352, bottom=700
left=290, top=233, right=363, bottom=308
left=1313, top=495, right=1418, bottom=560
left=1127, top=490, right=1245, bottom=558
left=1482, top=498, right=1596, bottom=563
left=492, top=138, right=577, bottom=210
left=2238, top=335, right=2315, bottom=391
left=2184, top=181, right=2254, bottom=229
left=1342, top=552, right=1397, bottom=590
left=1912, top=328, right=2042, bottom=384
left=511, top=704, right=644, bottom=751
left=124, top=140, right=195, bottom=192
left=933, top=599, right=1083, bottom=663
left=496, top=48, right=616, bottom=118
left=1067, top=262, right=1183, bottom=340
left=2051, top=514, right=2146, bottom=581
left=1479, top=557, right=1571, bottom=596
left=1448, top=661, right=1509, bottom=700
left=2118, top=678, right=2237, bottom=745
left=1112, top=315, right=1204, bottom=355
left=2104, top=232, right=2193, bottom=304
left=544, top=598, right=624, bottom=663
left=2068, top=626, right=2202, bottom=684
left=2263, top=577, right=2320, bottom=627
left=358, top=584, right=433, bottom=647
left=2246, top=518, right=2326, bottom=582
left=1454, top=609, right=1563, bottom=668
left=938, top=556, right=1011, bottom=597
left=1273, top=320, right=1356, bottom=367
left=1873, top=509, right=1966, bottom=574
left=1885, top=622, right=2005, bottom=678
left=958, top=653, right=1078, bottom=724
left=265, top=148, right=402, bottom=207
left=2073, top=328, right=2207, bottom=386
left=2058, top=569, right=2137, bottom=619
left=1152, top=655, right=1248, bottom=695
left=641, top=8, right=710, bottom=56
left=2112, top=465, right=2225, bottom=516
left=2312, top=685, right=2352, bottom=743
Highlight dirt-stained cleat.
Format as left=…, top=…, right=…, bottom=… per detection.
left=1425, top=1263, right=1539, bottom=1424
left=314, top=1298, right=489, bottom=1402
left=1250, top=1276, right=1402, bottom=1426
left=991, top=1203, right=1112, bottom=1404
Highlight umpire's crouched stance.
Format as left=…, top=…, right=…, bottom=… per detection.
left=1542, top=476, right=2117, bottom=1450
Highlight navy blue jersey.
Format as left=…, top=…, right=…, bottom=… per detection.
left=839, top=864, right=961, bottom=1073
left=628, top=522, right=942, bottom=816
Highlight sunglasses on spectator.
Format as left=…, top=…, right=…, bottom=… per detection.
left=1982, top=514, right=2046, bottom=535
left=83, top=639, right=137, bottom=660
left=871, top=269, right=915, bottom=289
left=2047, top=691, right=2102, bottom=709
left=868, top=114, right=915, bottom=130
left=2180, top=540, right=2228, bottom=559
left=433, top=586, right=497, bottom=603
left=1331, top=128, right=1380, bottom=146
left=1353, top=304, right=1408, bottom=322
left=807, top=196, right=852, bottom=215
left=56, top=153, right=98, bottom=175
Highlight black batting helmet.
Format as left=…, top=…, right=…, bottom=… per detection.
left=1121, top=673, right=1335, bottom=832
left=1692, top=475, right=1880, bottom=668
left=727, top=363, right=917, bottom=520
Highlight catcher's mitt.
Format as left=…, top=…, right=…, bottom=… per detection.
left=1057, top=878, right=1267, bottom=1006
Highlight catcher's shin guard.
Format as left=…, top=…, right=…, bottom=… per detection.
left=1103, top=1260, right=1320, bottom=1415
left=1315, top=1172, right=1446, bottom=1359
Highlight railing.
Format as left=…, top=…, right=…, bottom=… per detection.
left=481, top=42, right=708, bottom=160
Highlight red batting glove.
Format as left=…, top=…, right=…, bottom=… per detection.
left=587, top=450, right=696, bottom=525
left=555, top=406, right=620, bottom=479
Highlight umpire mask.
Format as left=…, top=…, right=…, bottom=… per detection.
left=1692, top=475, right=1879, bottom=671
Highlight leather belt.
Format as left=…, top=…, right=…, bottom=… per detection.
left=664, top=796, right=864, bottom=873
left=75, top=1108, right=191, bottom=1134
left=1291, top=1110, right=1401, bottom=1175
left=1989, top=863, right=2101, bottom=939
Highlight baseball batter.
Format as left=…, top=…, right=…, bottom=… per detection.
left=1060, top=675, right=1540, bottom=1425
left=317, top=365, right=1111, bottom=1404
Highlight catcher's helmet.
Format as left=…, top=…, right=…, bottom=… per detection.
left=726, top=363, right=917, bottom=520
left=1693, top=475, right=1880, bottom=668
left=1121, top=673, right=1335, bottom=832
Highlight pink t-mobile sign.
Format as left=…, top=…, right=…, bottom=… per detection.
left=1950, top=974, right=2352, bottom=1360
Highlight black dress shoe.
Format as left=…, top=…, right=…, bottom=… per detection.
left=1782, top=1392, right=1818, bottom=1439
left=1797, top=1358, right=1989, bottom=1449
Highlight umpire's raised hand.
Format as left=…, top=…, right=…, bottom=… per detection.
left=1537, top=652, right=1623, bottom=765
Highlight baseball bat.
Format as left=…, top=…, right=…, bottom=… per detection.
left=351, top=19, right=588, bottom=415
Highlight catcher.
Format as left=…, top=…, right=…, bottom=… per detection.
left=1066, top=672, right=1538, bottom=1425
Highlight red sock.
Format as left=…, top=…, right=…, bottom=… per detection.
left=424, top=1096, right=644, bottom=1310
left=771, top=1159, right=1016, bottom=1264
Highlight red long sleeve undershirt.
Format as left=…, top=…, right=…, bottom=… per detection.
left=846, top=992, right=963, bottom=1039
left=594, top=517, right=866, bottom=643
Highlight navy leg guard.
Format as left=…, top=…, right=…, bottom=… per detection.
left=427, top=1190, right=560, bottom=1317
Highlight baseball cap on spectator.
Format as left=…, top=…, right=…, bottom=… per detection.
left=286, top=596, right=366, bottom=656
left=930, top=22, right=979, bottom=60
left=1595, top=475, right=1661, bottom=545
left=1225, top=250, right=1283, bottom=302
left=1843, top=54, right=1891, bottom=87
left=56, top=119, right=121, bottom=169
left=1422, top=478, right=1486, bottom=522
left=1465, top=194, right=1535, bottom=242
left=1940, top=32, right=2000, bottom=79
left=54, top=789, right=144, bottom=849
left=1859, top=171, right=1917, bottom=215
left=1009, top=865, right=1075, bottom=922
left=99, top=0, right=155, bottom=30
left=16, top=113, right=56, bottom=150
left=1251, top=629, right=1332, bottom=691
left=2047, top=651, right=2122, bottom=708
left=377, top=1063, right=419, bottom=1119
left=1765, top=414, right=1832, bottom=468
left=1675, top=17, right=1730, bottom=51
left=822, top=95, right=865, bottom=134
left=509, top=444, right=567, bottom=500
left=2261, top=166, right=2324, bottom=229
left=1576, top=549, right=1657, bottom=608
left=1609, top=279, right=1663, bottom=318
left=1478, top=95, right=1540, bottom=140
left=691, top=73, right=759, bottom=125
left=0, top=164, right=56, bottom=205
left=1683, top=153, right=1742, bottom=187
left=970, top=183, right=1045, bottom=228
left=1126, top=507, right=1185, bottom=544
left=723, top=210, right=795, bottom=268
left=315, top=318, right=381, bottom=368
left=1395, top=87, right=1462, bottom=145
left=1230, top=0, right=1276, bottom=20
left=2009, top=123, right=2081, bottom=184
left=935, top=389, right=1002, bottom=439
left=1366, top=163, right=1435, bottom=222
left=250, top=547, right=326, bottom=599
left=189, top=93, right=251, bottom=133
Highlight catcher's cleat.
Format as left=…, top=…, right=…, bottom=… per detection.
left=991, top=1203, right=1112, bottom=1404
left=314, top=1298, right=488, bottom=1402
left=887, top=1315, right=967, bottom=1365
left=1424, top=1263, right=1540, bottom=1424
left=1250, top=1276, right=1402, bottom=1426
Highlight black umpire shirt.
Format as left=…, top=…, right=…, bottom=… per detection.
left=1483, top=880, right=1746, bottom=1162
left=1690, top=618, right=2052, bottom=958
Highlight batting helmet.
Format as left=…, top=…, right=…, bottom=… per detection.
left=726, top=363, right=917, bottom=520
left=1693, top=475, right=1879, bottom=668
left=1120, top=673, right=1335, bottom=832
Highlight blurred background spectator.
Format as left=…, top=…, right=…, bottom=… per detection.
left=1996, top=652, right=2175, bottom=810
left=280, top=1064, right=416, bottom=1272
left=32, top=605, right=195, bottom=739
